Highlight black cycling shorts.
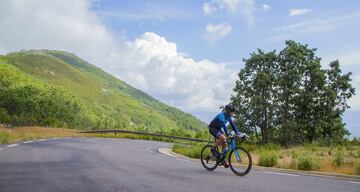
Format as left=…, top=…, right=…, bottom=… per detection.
left=208, top=126, right=224, bottom=139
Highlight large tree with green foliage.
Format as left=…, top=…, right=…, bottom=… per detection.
left=231, top=40, right=355, bottom=145
left=232, top=49, right=278, bottom=144
left=318, top=60, right=355, bottom=143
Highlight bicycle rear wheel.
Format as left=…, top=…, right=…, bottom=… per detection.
left=228, top=147, right=252, bottom=176
left=200, top=144, right=218, bottom=171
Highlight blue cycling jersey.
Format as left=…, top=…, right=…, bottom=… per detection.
left=208, top=112, right=239, bottom=136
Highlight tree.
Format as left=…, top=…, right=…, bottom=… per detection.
left=231, top=49, right=278, bottom=144
left=319, top=60, right=355, bottom=142
left=232, top=40, right=355, bottom=145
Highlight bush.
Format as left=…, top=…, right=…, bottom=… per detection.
left=258, top=151, right=278, bottom=167
left=349, top=150, right=356, bottom=158
left=0, top=108, right=10, bottom=123
left=332, top=148, right=345, bottom=167
left=304, top=143, right=318, bottom=152
left=172, top=144, right=202, bottom=158
left=0, top=131, right=10, bottom=144
left=297, top=154, right=320, bottom=171
left=291, top=150, right=299, bottom=159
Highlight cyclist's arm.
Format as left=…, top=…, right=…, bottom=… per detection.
left=229, top=117, right=239, bottom=135
left=221, top=122, right=229, bottom=136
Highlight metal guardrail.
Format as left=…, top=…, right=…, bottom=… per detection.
left=80, top=129, right=211, bottom=143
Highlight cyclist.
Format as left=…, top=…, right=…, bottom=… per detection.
left=208, top=104, right=247, bottom=168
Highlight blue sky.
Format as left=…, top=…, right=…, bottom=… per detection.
left=0, top=0, right=359, bottom=137
left=92, top=0, right=360, bottom=62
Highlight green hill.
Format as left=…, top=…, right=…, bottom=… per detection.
left=0, top=50, right=207, bottom=137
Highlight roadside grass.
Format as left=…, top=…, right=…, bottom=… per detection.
left=0, top=131, right=10, bottom=144
left=0, top=126, right=198, bottom=145
left=0, top=126, right=89, bottom=144
left=296, top=153, right=320, bottom=171
left=173, top=143, right=203, bottom=158
left=258, top=150, right=278, bottom=167
left=171, top=141, right=360, bottom=175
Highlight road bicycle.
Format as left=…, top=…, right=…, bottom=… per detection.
left=200, top=131, right=252, bottom=176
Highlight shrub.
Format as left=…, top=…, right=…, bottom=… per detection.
left=258, top=151, right=278, bottom=167
left=0, top=131, right=10, bottom=144
left=349, top=150, right=356, bottom=158
left=328, top=148, right=333, bottom=155
left=304, top=143, right=318, bottom=152
left=332, top=148, right=345, bottom=167
left=297, top=154, right=320, bottom=171
left=172, top=144, right=202, bottom=158
left=317, top=150, right=325, bottom=156
left=291, top=150, right=299, bottom=159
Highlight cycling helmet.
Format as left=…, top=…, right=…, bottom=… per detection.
left=225, top=104, right=236, bottom=113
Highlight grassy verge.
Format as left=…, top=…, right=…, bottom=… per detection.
left=173, top=143, right=203, bottom=158
left=172, top=142, right=360, bottom=175
left=0, top=126, right=198, bottom=145
left=0, top=126, right=88, bottom=144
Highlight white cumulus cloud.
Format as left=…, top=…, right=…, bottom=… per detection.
left=120, top=32, right=236, bottom=113
left=0, top=0, right=238, bottom=120
left=202, top=0, right=256, bottom=26
left=289, top=8, right=312, bottom=16
left=204, top=22, right=232, bottom=43
left=262, top=4, right=271, bottom=11
left=203, top=2, right=217, bottom=15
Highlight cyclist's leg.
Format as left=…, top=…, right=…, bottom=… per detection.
left=216, top=134, right=227, bottom=154
left=209, top=127, right=222, bottom=156
left=217, top=134, right=229, bottom=167
left=209, top=127, right=223, bottom=145
left=209, top=127, right=227, bottom=148
left=218, top=134, right=227, bottom=147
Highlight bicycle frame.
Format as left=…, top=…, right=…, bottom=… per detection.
left=219, top=135, right=241, bottom=162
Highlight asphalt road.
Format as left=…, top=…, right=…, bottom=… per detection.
left=0, top=137, right=359, bottom=192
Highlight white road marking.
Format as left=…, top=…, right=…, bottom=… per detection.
left=262, top=171, right=299, bottom=177
left=51, top=138, right=59, bottom=140
left=23, top=141, right=33, bottom=144
left=0, top=148, right=2, bottom=151
left=158, top=148, right=178, bottom=158
left=349, top=181, right=360, bottom=184
left=38, top=139, right=47, bottom=141
left=176, top=158, right=190, bottom=162
left=7, top=144, right=19, bottom=148
left=147, top=148, right=153, bottom=153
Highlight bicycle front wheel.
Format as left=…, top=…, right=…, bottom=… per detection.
left=228, top=147, right=252, bottom=176
left=200, top=144, right=218, bottom=171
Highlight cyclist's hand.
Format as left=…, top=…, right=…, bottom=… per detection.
left=237, top=132, right=249, bottom=139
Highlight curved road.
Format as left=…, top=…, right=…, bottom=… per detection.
left=0, top=138, right=359, bottom=192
